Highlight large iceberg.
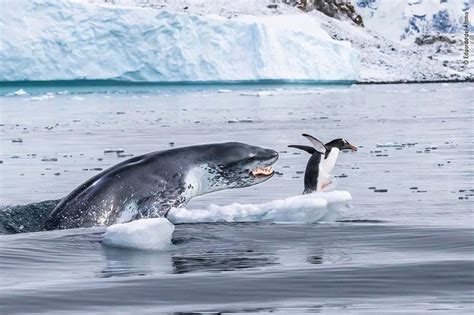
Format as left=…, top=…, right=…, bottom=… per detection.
left=0, top=0, right=359, bottom=82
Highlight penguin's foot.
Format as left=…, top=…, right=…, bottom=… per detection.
left=321, top=180, right=332, bottom=190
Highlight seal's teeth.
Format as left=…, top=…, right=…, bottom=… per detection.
left=250, top=166, right=274, bottom=177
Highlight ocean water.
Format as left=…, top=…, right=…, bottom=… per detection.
left=0, top=83, right=473, bottom=313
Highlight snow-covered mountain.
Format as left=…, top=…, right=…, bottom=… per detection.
left=0, top=0, right=359, bottom=82
left=353, top=0, right=472, bottom=42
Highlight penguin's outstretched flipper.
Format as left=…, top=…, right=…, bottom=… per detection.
left=287, top=145, right=316, bottom=154
left=302, top=134, right=327, bottom=154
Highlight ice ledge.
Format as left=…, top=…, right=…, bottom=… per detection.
left=0, top=0, right=359, bottom=82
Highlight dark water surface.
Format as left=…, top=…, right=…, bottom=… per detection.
left=0, top=83, right=473, bottom=313
left=1, top=223, right=473, bottom=314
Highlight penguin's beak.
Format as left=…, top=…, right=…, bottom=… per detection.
left=345, top=143, right=358, bottom=152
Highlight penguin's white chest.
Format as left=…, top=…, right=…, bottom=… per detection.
left=321, top=148, right=340, bottom=177
left=317, top=148, right=340, bottom=191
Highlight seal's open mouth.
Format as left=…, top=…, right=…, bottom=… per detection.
left=250, top=166, right=274, bottom=177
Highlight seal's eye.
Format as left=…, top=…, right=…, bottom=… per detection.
left=245, top=153, right=256, bottom=162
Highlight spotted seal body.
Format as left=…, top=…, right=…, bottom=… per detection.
left=43, top=142, right=278, bottom=230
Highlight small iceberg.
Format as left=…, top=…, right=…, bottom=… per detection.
left=8, top=89, right=28, bottom=96
left=102, top=218, right=174, bottom=251
left=29, top=93, right=55, bottom=101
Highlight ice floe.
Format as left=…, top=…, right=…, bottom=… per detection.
left=102, top=191, right=351, bottom=250
left=29, top=93, right=55, bottom=101
left=168, top=191, right=352, bottom=224
left=6, top=89, right=28, bottom=96
left=102, top=218, right=174, bottom=251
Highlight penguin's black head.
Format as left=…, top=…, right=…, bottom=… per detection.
left=325, top=138, right=357, bottom=152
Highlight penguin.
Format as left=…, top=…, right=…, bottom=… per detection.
left=289, top=134, right=357, bottom=194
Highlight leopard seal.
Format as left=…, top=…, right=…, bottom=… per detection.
left=43, top=142, right=278, bottom=230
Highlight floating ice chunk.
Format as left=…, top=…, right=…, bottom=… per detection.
left=227, top=119, right=254, bottom=124
left=239, top=88, right=348, bottom=97
left=102, top=218, right=174, bottom=251
left=40, top=157, right=58, bottom=162
left=29, top=93, right=55, bottom=101
left=8, top=89, right=28, bottom=96
left=240, top=90, right=275, bottom=97
left=104, top=148, right=125, bottom=154
left=376, top=142, right=403, bottom=148
left=168, top=191, right=351, bottom=224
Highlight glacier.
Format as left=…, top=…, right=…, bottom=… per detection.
left=0, top=0, right=359, bottom=82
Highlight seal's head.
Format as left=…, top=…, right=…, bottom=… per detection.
left=196, top=142, right=279, bottom=192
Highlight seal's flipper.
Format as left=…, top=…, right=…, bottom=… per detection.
left=288, top=145, right=316, bottom=154
left=137, top=195, right=179, bottom=219
left=302, top=134, right=327, bottom=154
